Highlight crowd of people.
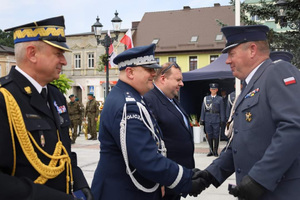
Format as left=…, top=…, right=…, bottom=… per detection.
left=1, top=15, right=299, bottom=200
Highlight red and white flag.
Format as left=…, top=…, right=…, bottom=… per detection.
left=107, top=30, right=116, bottom=68
left=120, top=29, right=134, bottom=49
left=283, top=77, right=296, bottom=86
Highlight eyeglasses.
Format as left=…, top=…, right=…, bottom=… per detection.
left=161, top=62, right=180, bottom=75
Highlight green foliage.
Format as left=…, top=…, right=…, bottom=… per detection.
left=230, top=0, right=300, bottom=67
left=96, top=54, right=109, bottom=72
left=0, top=30, right=14, bottom=48
left=50, top=74, right=73, bottom=94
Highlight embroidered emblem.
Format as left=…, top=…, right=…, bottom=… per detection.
left=24, top=86, right=32, bottom=94
left=245, top=88, right=259, bottom=99
left=283, top=77, right=296, bottom=86
left=245, top=112, right=252, bottom=122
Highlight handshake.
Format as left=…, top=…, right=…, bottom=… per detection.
left=188, top=169, right=216, bottom=197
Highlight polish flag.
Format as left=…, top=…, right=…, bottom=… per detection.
left=120, top=29, right=134, bottom=49
left=107, top=30, right=116, bottom=69
left=284, top=77, right=296, bottom=86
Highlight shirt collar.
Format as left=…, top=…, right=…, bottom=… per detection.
left=15, top=66, right=46, bottom=93
left=245, top=61, right=265, bottom=85
left=154, top=83, right=173, bottom=102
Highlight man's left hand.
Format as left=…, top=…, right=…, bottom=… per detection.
left=229, top=175, right=266, bottom=200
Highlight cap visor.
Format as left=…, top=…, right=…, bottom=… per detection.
left=42, top=40, right=71, bottom=52
left=222, top=43, right=239, bottom=53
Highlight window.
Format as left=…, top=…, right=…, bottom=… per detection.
left=74, top=54, right=81, bottom=69
left=87, top=53, right=94, bottom=68
left=190, top=36, right=198, bottom=42
left=152, top=38, right=159, bottom=44
left=210, top=55, right=219, bottom=63
left=168, top=57, right=176, bottom=62
left=251, top=15, right=260, bottom=21
left=189, top=56, right=197, bottom=71
left=155, top=57, right=160, bottom=65
left=215, top=34, right=223, bottom=41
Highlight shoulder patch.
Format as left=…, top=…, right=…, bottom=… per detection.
left=0, top=75, right=12, bottom=87
left=124, top=92, right=136, bottom=102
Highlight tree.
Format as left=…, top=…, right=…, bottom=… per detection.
left=230, top=0, right=300, bottom=67
left=0, top=30, right=14, bottom=48
left=50, top=74, right=73, bottom=94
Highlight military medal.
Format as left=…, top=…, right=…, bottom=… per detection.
left=39, top=131, right=45, bottom=147
left=245, top=112, right=252, bottom=122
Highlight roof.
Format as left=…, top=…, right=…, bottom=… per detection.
left=0, top=45, right=14, bottom=54
left=133, top=5, right=235, bottom=53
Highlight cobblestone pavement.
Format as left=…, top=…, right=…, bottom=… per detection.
left=72, top=135, right=237, bottom=200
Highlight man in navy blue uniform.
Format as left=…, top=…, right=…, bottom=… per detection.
left=91, top=44, right=208, bottom=200
left=0, top=16, right=92, bottom=200
left=200, top=83, right=225, bottom=157
left=144, top=62, right=195, bottom=200
left=196, top=25, right=300, bottom=200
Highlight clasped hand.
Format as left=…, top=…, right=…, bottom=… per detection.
left=189, top=169, right=211, bottom=197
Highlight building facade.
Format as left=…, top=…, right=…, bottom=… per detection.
left=132, top=4, right=235, bottom=72
left=64, top=31, right=126, bottom=104
left=0, top=45, right=15, bottom=77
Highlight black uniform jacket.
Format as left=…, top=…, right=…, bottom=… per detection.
left=0, top=67, right=88, bottom=200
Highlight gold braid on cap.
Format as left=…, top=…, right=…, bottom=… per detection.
left=0, top=87, right=74, bottom=194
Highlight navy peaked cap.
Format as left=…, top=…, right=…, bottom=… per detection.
left=5, top=16, right=70, bottom=52
left=69, top=94, right=75, bottom=98
left=270, top=51, right=293, bottom=63
left=209, top=83, right=218, bottom=89
left=113, top=43, right=161, bottom=71
left=221, top=25, right=269, bottom=53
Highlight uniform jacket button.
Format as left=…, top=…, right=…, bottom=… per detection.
left=233, top=149, right=237, bottom=154
left=237, top=168, right=241, bottom=173
left=235, top=129, right=238, bottom=134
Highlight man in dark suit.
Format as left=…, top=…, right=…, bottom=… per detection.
left=196, top=25, right=300, bottom=199
left=144, top=62, right=195, bottom=200
left=0, top=16, right=92, bottom=200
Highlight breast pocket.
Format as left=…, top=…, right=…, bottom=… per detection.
left=239, top=93, right=261, bottom=131
left=24, top=118, right=51, bottom=132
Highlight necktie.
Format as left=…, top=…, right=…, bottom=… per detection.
left=171, top=100, right=189, bottom=128
left=41, top=88, right=47, bottom=101
left=242, top=81, right=247, bottom=91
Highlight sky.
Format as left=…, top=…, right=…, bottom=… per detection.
left=0, top=0, right=233, bottom=35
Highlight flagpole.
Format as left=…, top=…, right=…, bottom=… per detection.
left=235, top=0, right=241, bottom=97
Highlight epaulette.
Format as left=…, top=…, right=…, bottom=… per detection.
left=0, top=75, right=12, bottom=88
left=124, top=92, right=136, bottom=102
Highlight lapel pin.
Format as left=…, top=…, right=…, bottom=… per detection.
left=24, top=86, right=32, bottom=94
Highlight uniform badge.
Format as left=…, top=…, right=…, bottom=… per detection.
left=283, top=77, right=296, bottom=86
left=24, top=86, right=32, bottom=94
left=245, top=112, right=252, bottom=122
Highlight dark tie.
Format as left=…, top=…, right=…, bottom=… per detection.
left=242, top=81, right=247, bottom=91
left=41, top=88, right=47, bottom=101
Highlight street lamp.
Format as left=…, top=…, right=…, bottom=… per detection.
left=92, top=11, right=122, bottom=98
left=275, top=0, right=300, bottom=30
